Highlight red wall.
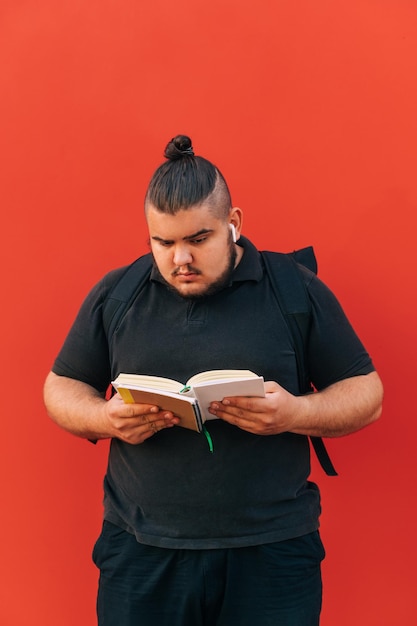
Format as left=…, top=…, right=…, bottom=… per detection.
left=1, top=1, right=416, bottom=624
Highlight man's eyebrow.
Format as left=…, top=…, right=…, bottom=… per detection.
left=183, top=228, right=213, bottom=241
left=151, top=228, right=213, bottom=243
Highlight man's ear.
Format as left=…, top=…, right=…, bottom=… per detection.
left=229, top=207, right=243, bottom=240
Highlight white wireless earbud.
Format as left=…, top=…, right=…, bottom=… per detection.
left=229, top=224, right=237, bottom=243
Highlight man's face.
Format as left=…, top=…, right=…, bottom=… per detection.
left=147, top=204, right=241, bottom=299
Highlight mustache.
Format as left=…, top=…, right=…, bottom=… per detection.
left=171, top=266, right=202, bottom=276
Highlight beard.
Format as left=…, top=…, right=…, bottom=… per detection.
left=186, top=241, right=237, bottom=300
left=156, top=236, right=238, bottom=300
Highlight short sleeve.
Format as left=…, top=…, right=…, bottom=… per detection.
left=52, top=267, right=126, bottom=392
left=304, top=271, right=375, bottom=390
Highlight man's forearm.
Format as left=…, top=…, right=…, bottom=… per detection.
left=292, top=371, right=383, bottom=438
left=43, top=372, right=110, bottom=440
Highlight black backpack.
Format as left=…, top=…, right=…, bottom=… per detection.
left=102, top=246, right=337, bottom=476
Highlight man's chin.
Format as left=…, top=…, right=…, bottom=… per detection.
left=170, top=281, right=212, bottom=299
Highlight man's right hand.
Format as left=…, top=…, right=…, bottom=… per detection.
left=103, top=392, right=179, bottom=444
left=43, top=372, right=179, bottom=443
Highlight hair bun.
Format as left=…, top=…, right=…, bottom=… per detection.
left=164, top=135, right=194, bottom=160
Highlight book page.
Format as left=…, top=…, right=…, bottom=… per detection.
left=187, top=369, right=259, bottom=386
left=192, top=376, right=265, bottom=422
left=113, top=373, right=183, bottom=394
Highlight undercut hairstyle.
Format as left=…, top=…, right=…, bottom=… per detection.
left=145, top=135, right=232, bottom=216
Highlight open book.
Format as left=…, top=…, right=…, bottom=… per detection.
left=112, top=369, right=265, bottom=432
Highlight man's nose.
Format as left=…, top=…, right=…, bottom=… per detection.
left=173, top=245, right=193, bottom=267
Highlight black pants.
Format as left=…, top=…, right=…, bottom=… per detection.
left=93, top=521, right=325, bottom=626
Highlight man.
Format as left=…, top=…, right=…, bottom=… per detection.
left=44, top=134, right=383, bottom=626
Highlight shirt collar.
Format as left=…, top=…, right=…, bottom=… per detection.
left=229, top=235, right=263, bottom=283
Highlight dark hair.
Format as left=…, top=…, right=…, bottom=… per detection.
left=145, top=135, right=232, bottom=216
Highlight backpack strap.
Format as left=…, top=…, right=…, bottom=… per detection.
left=103, top=253, right=153, bottom=341
left=261, top=249, right=338, bottom=476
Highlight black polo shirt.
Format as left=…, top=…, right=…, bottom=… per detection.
left=53, top=237, right=374, bottom=548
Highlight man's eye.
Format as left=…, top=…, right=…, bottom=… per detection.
left=191, top=237, right=207, bottom=245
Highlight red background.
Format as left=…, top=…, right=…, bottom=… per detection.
left=1, top=1, right=416, bottom=624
